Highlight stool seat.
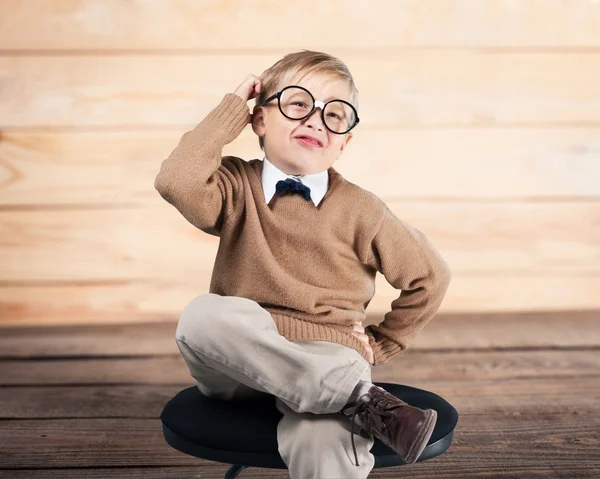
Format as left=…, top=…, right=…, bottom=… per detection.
left=161, top=382, right=459, bottom=477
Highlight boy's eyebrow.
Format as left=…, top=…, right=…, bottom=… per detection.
left=317, top=93, right=349, bottom=102
left=292, top=85, right=351, bottom=103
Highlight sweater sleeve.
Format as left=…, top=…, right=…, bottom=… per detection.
left=364, top=205, right=452, bottom=366
left=154, top=93, right=251, bottom=236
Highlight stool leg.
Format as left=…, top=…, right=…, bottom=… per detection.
left=225, top=464, right=248, bottom=478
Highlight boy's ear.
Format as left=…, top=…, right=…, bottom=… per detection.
left=251, top=105, right=266, bottom=138
left=337, top=132, right=353, bottom=159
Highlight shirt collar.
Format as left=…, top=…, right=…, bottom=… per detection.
left=261, top=156, right=329, bottom=207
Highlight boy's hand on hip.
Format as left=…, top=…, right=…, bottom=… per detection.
left=352, top=322, right=374, bottom=365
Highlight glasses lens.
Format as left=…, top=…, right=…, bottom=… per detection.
left=323, top=100, right=356, bottom=134
left=279, top=87, right=357, bottom=133
left=280, top=87, right=313, bottom=120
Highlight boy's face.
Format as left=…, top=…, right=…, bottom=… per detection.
left=251, top=73, right=354, bottom=176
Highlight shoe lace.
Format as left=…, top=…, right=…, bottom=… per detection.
left=343, top=388, right=402, bottom=467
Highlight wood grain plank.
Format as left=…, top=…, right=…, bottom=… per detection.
left=1, top=276, right=599, bottom=325
left=2, top=376, right=599, bottom=419
left=2, top=128, right=600, bottom=204
left=0, top=468, right=282, bottom=479
left=0, top=415, right=598, bottom=471
left=2, top=312, right=599, bottom=358
left=1, top=465, right=597, bottom=479
left=2, top=53, right=600, bottom=127
left=1, top=0, right=600, bottom=49
left=1, top=350, right=598, bottom=386
left=1, top=202, right=598, bottom=282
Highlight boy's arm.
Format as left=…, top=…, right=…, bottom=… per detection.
left=154, top=93, right=251, bottom=236
left=364, top=205, right=452, bottom=366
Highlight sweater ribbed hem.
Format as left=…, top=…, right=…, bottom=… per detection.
left=269, top=312, right=372, bottom=366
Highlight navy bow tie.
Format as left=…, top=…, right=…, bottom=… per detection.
left=275, top=178, right=312, bottom=201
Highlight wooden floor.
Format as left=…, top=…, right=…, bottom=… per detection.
left=1, top=311, right=599, bottom=478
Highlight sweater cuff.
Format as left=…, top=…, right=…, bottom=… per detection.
left=197, top=93, right=251, bottom=146
left=365, top=328, right=404, bottom=366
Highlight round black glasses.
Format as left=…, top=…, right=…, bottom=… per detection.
left=260, top=85, right=360, bottom=135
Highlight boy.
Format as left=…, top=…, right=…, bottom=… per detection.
left=155, top=50, right=452, bottom=477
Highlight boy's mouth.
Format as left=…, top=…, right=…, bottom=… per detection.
left=294, top=135, right=323, bottom=148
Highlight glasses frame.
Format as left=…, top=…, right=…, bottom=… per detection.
left=260, top=85, right=360, bottom=135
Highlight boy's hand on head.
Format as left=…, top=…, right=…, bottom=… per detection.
left=352, top=322, right=374, bottom=365
left=234, top=74, right=262, bottom=104
left=233, top=74, right=262, bottom=124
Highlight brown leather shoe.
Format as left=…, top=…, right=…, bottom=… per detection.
left=340, top=384, right=437, bottom=467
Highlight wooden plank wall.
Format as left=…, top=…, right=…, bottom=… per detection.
left=1, top=0, right=599, bottom=325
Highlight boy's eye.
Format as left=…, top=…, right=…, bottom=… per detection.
left=328, top=112, right=341, bottom=119
left=293, top=102, right=309, bottom=108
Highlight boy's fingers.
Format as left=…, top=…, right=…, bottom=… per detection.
left=353, top=332, right=368, bottom=342
left=353, top=323, right=365, bottom=334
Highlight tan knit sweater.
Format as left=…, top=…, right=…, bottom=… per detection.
left=154, top=93, right=452, bottom=366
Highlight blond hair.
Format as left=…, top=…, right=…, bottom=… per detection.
left=254, top=50, right=359, bottom=151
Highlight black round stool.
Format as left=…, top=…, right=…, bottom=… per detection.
left=160, top=381, right=459, bottom=478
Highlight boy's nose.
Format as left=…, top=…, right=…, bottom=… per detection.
left=303, top=107, right=325, bottom=130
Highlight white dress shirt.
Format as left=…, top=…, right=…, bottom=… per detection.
left=261, top=156, right=329, bottom=207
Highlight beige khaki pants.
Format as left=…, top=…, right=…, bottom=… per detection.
left=175, top=293, right=375, bottom=478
